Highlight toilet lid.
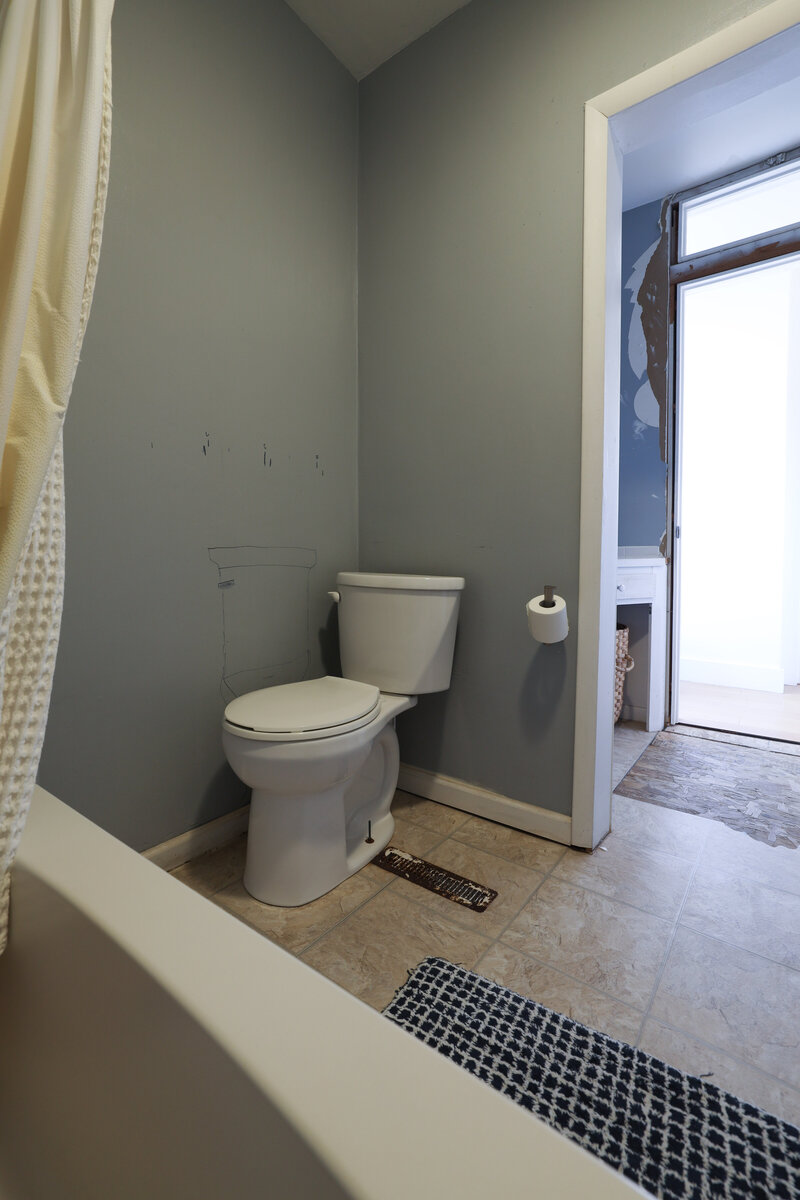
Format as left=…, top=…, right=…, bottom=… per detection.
left=223, top=676, right=380, bottom=737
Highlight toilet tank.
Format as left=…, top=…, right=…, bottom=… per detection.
left=335, top=572, right=465, bottom=694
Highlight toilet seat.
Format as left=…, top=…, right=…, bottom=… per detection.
left=223, top=676, right=381, bottom=742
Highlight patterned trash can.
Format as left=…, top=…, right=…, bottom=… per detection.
left=614, top=624, right=634, bottom=724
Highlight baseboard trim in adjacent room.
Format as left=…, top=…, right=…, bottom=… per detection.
left=680, top=658, right=784, bottom=694
left=142, top=804, right=250, bottom=871
left=397, top=764, right=572, bottom=846
left=620, top=702, right=646, bottom=724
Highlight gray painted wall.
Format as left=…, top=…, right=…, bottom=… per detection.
left=38, top=0, right=358, bottom=849
left=358, top=0, right=771, bottom=815
left=618, top=200, right=667, bottom=550
left=39, top=0, right=775, bottom=845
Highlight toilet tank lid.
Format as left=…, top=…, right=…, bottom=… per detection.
left=336, top=572, right=465, bottom=591
left=223, top=676, right=380, bottom=735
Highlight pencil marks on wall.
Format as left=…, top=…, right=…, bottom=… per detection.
left=208, top=545, right=317, bottom=699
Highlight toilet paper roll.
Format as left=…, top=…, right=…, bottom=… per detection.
left=526, top=594, right=569, bottom=643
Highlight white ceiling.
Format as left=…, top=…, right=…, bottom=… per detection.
left=284, top=0, right=472, bottom=79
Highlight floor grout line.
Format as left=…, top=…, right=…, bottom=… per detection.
left=297, top=826, right=458, bottom=957
left=673, top=918, right=800, bottom=976
left=634, top=850, right=702, bottom=1048
left=643, top=1014, right=800, bottom=1098
left=180, top=847, right=800, bottom=1102
left=366, top=871, right=508, bottom=939
left=396, top=809, right=570, bottom=883
left=690, top=861, right=800, bottom=903
left=340, top=822, right=564, bottom=949
left=296, top=889, right=389, bottom=958
left=403, top=828, right=571, bottom=947
left=546, top=866, right=691, bottom=925
left=479, top=937, right=645, bottom=1024
left=603, top=834, right=709, bottom=868
left=170, top=780, right=800, bottom=1122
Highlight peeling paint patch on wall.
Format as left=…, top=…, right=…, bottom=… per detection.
left=627, top=240, right=660, bottom=433
left=208, top=546, right=317, bottom=699
left=619, top=200, right=669, bottom=550
left=638, top=198, right=672, bottom=463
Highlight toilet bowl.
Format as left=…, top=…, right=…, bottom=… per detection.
left=221, top=572, right=464, bottom=907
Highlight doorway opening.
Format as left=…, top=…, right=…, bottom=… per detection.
left=574, top=4, right=800, bottom=848
left=669, top=156, right=800, bottom=745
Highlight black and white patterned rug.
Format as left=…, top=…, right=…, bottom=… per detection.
left=383, top=957, right=800, bottom=1200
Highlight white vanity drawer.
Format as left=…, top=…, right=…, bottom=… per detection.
left=616, top=569, right=655, bottom=601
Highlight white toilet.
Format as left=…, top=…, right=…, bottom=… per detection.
left=221, top=571, right=465, bottom=906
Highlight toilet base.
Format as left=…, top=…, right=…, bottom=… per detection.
left=243, top=724, right=400, bottom=907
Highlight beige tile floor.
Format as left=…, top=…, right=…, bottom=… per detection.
left=612, top=720, right=656, bottom=787
left=169, top=727, right=800, bottom=1128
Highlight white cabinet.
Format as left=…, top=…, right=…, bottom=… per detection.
left=616, top=551, right=667, bottom=732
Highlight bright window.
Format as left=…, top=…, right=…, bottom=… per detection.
left=679, top=158, right=800, bottom=258
left=677, top=251, right=800, bottom=695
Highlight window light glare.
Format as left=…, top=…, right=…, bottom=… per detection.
left=680, top=159, right=800, bottom=257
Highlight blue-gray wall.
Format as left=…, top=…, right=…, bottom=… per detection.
left=357, top=0, right=768, bottom=816
left=618, top=199, right=668, bottom=549
left=38, top=0, right=359, bottom=849
left=40, top=0, right=774, bottom=846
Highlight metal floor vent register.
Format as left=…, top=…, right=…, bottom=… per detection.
left=374, top=846, right=497, bottom=912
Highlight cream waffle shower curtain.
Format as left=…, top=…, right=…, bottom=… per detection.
left=0, top=0, right=113, bottom=951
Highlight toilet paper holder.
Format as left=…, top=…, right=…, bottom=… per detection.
left=540, top=584, right=557, bottom=609
left=526, top=584, right=569, bottom=643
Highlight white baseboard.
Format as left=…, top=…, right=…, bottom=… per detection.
left=142, top=804, right=250, bottom=871
left=397, top=764, right=572, bottom=846
left=680, top=657, right=784, bottom=694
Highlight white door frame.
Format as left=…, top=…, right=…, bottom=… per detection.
left=670, top=292, right=687, bottom=727
left=571, top=0, right=800, bottom=848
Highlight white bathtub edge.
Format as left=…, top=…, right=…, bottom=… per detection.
left=17, top=786, right=646, bottom=1200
